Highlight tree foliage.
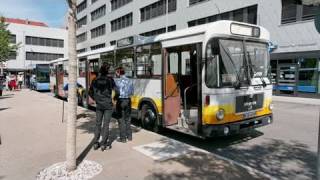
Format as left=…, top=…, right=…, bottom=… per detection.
left=0, top=17, right=18, bottom=62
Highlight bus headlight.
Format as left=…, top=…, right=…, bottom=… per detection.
left=216, top=109, right=225, bottom=121
left=269, top=103, right=274, bottom=110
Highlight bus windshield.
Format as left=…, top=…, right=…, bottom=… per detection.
left=205, top=38, right=269, bottom=88
left=36, top=65, right=50, bottom=83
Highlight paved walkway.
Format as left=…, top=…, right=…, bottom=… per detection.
left=0, top=90, right=272, bottom=180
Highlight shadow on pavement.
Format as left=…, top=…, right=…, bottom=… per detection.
left=76, top=137, right=96, bottom=166
left=157, top=129, right=316, bottom=179
left=212, top=139, right=316, bottom=180
left=76, top=110, right=141, bottom=147
left=0, top=107, right=10, bottom=111
left=143, top=138, right=266, bottom=180
left=0, top=176, right=5, bottom=180
left=0, top=96, right=13, bottom=100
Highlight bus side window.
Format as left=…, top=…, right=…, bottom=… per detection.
left=116, top=48, right=134, bottom=78
left=168, top=52, right=179, bottom=74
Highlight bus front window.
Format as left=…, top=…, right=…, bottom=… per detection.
left=206, top=39, right=247, bottom=88
left=206, top=38, right=270, bottom=88
left=245, top=42, right=269, bottom=79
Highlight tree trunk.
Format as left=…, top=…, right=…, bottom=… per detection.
left=66, top=0, right=77, bottom=172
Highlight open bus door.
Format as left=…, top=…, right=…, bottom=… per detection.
left=163, top=44, right=202, bottom=135
left=164, top=49, right=181, bottom=126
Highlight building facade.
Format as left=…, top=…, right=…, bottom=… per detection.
left=5, top=18, right=68, bottom=72
left=76, top=0, right=320, bottom=95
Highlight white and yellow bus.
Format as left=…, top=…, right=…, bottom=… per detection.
left=51, top=20, right=273, bottom=138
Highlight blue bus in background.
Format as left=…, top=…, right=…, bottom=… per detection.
left=31, top=64, right=50, bottom=91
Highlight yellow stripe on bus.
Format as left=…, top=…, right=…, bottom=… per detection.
left=202, top=99, right=272, bottom=125
left=130, top=95, right=163, bottom=114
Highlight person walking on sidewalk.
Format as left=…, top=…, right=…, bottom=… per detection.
left=89, top=63, right=118, bottom=151
left=18, top=73, right=24, bottom=90
left=0, top=75, right=5, bottom=96
left=115, top=67, right=134, bottom=143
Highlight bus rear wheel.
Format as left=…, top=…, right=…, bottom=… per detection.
left=140, top=103, right=161, bottom=133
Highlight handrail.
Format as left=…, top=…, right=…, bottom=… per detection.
left=183, top=84, right=197, bottom=125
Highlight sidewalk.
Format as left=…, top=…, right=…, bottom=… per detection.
left=0, top=90, right=272, bottom=180
left=273, top=95, right=320, bottom=106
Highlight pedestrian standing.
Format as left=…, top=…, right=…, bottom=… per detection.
left=89, top=64, right=118, bottom=151
left=115, top=67, right=134, bottom=143
left=0, top=75, right=5, bottom=96
left=18, top=73, right=24, bottom=90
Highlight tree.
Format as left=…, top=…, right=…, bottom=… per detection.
left=66, top=0, right=78, bottom=172
left=0, top=17, right=18, bottom=75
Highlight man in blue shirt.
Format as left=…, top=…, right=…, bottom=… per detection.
left=115, top=67, right=134, bottom=142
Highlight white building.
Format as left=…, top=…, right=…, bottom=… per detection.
left=5, top=18, right=68, bottom=72
left=75, top=0, right=320, bottom=95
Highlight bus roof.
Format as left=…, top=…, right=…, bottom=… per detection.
left=50, top=21, right=270, bottom=63
left=78, top=46, right=115, bottom=58
left=155, top=20, right=270, bottom=42
left=49, top=57, right=68, bottom=64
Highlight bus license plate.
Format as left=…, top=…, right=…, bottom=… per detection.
left=243, top=111, right=256, bottom=119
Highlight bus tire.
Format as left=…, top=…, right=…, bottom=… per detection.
left=140, top=103, right=161, bottom=133
left=81, top=93, right=88, bottom=108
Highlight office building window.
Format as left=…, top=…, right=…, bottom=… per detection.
left=91, top=24, right=106, bottom=38
left=77, top=32, right=87, bottom=43
left=140, top=25, right=176, bottom=37
left=76, top=16, right=87, bottom=29
left=8, top=51, right=17, bottom=60
left=91, top=5, right=106, bottom=21
left=91, top=43, right=105, bottom=50
left=188, top=5, right=257, bottom=27
left=26, top=36, right=64, bottom=48
left=26, top=52, right=64, bottom=61
left=10, top=34, right=16, bottom=44
left=111, top=13, right=132, bottom=32
left=110, top=40, right=116, bottom=45
left=92, top=0, right=98, bottom=4
left=281, top=0, right=320, bottom=24
left=77, top=0, right=87, bottom=13
left=111, top=0, right=132, bottom=11
left=189, top=0, right=208, bottom=6
left=77, top=48, right=86, bottom=54
left=140, top=0, right=176, bottom=22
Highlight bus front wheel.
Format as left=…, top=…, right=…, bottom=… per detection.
left=140, top=103, right=160, bottom=132
left=81, top=93, right=88, bottom=108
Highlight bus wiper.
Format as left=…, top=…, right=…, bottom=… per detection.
left=246, top=52, right=266, bottom=87
left=219, top=42, right=242, bottom=89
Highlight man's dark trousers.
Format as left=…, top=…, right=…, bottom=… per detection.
left=94, top=108, right=112, bottom=145
left=117, top=99, right=132, bottom=140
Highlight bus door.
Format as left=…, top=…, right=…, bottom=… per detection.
left=164, top=44, right=201, bottom=129
left=56, top=64, right=64, bottom=97
left=87, top=59, right=99, bottom=106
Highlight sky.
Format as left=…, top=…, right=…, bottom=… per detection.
left=0, top=0, right=68, bottom=28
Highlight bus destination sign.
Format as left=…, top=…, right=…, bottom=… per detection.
left=117, top=36, right=134, bottom=48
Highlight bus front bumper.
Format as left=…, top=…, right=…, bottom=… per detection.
left=202, top=114, right=273, bottom=137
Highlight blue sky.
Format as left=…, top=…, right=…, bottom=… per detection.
left=0, top=0, right=67, bottom=28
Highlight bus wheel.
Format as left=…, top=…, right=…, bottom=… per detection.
left=140, top=103, right=160, bottom=132
left=81, top=93, right=88, bottom=108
